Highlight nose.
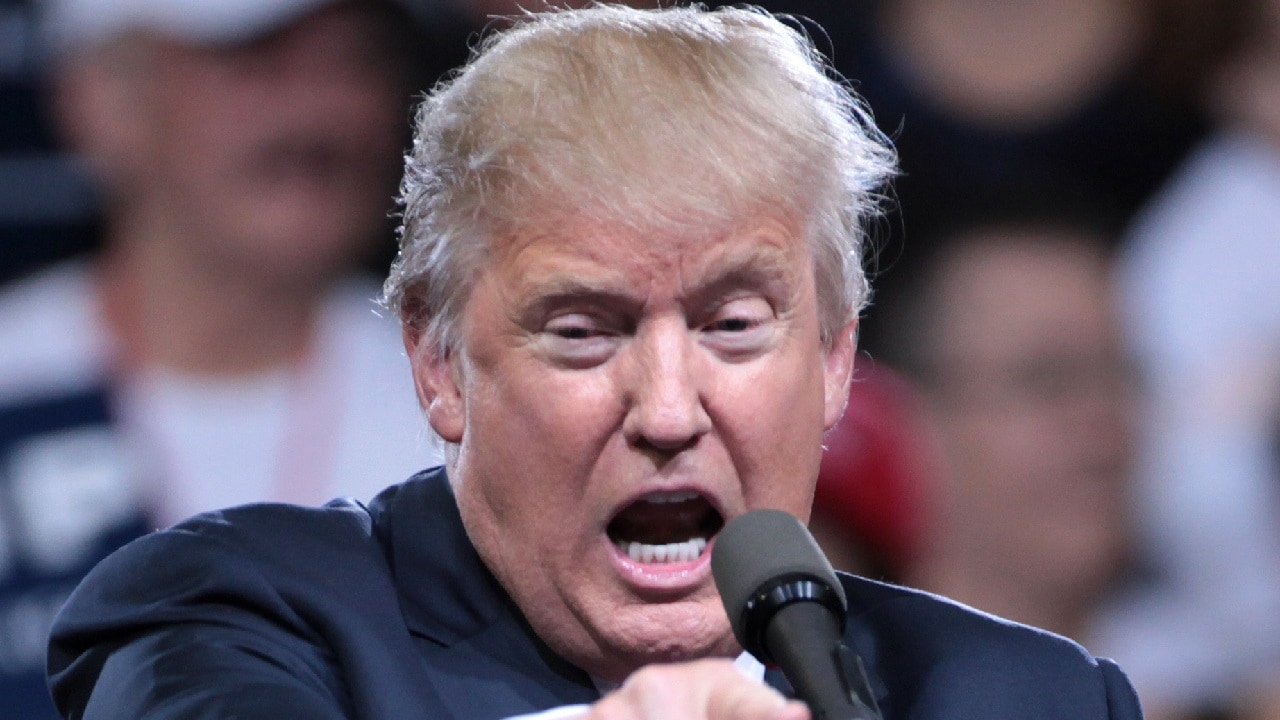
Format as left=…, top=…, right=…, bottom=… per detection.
left=622, top=320, right=713, bottom=452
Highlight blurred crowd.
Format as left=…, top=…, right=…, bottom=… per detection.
left=0, top=0, right=1276, bottom=719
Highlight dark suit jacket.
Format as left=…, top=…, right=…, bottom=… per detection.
left=47, top=467, right=1142, bottom=719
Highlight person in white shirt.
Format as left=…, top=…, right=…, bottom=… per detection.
left=0, top=2, right=447, bottom=716
left=1113, top=3, right=1280, bottom=716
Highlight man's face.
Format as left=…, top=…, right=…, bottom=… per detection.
left=410, top=214, right=856, bottom=680
left=925, top=236, right=1135, bottom=601
left=112, top=2, right=408, bottom=284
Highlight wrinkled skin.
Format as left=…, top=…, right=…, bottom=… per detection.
left=406, top=214, right=857, bottom=682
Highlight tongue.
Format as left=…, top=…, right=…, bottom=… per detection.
left=610, top=499, right=713, bottom=545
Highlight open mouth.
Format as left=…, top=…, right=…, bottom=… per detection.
left=607, top=490, right=725, bottom=565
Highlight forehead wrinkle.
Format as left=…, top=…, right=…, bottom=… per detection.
left=492, top=215, right=807, bottom=314
left=677, top=227, right=806, bottom=304
left=521, top=276, right=651, bottom=321
left=503, top=240, right=649, bottom=309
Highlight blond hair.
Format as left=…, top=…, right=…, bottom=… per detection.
left=383, top=4, right=895, bottom=354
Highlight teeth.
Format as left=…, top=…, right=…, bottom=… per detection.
left=622, top=537, right=708, bottom=564
left=643, top=490, right=699, bottom=504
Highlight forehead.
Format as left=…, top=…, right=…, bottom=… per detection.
left=934, top=237, right=1115, bottom=355
left=489, top=214, right=811, bottom=294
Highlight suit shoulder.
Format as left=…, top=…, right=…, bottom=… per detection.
left=53, top=471, right=442, bottom=627
left=178, top=496, right=381, bottom=559
left=48, top=474, right=456, bottom=719
left=840, top=575, right=1142, bottom=718
left=842, top=574, right=1089, bottom=658
left=150, top=466, right=436, bottom=577
left=57, top=499, right=382, bottom=622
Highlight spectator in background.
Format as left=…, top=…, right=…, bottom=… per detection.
left=0, top=1, right=466, bottom=717
left=722, top=0, right=1218, bottom=353
left=854, top=0, right=1214, bottom=214
left=1113, top=0, right=1280, bottom=717
left=870, top=219, right=1139, bottom=651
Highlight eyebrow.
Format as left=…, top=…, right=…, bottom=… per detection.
left=520, top=249, right=796, bottom=319
left=514, top=278, right=645, bottom=330
left=689, top=260, right=794, bottom=307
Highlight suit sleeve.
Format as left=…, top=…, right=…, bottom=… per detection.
left=70, top=623, right=351, bottom=720
left=48, top=521, right=356, bottom=719
left=1099, top=658, right=1144, bottom=720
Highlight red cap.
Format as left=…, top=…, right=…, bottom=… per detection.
left=815, top=360, right=935, bottom=576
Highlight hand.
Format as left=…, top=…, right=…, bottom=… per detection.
left=584, top=658, right=811, bottom=720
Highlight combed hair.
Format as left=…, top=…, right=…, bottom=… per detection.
left=383, top=3, right=896, bottom=355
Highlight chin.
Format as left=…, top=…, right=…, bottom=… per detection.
left=590, top=598, right=739, bottom=679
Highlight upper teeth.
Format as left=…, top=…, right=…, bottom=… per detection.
left=620, top=538, right=708, bottom=564
left=643, top=490, right=699, bottom=504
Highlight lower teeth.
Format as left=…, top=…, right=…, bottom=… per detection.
left=621, top=538, right=708, bottom=564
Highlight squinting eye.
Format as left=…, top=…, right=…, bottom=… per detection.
left=545, top=314, right=602, bottom=338
left=550, top=324, right=596, bottom=340
left=709, top=317, right=755, bottom=333
left=700, top=297, right=774, bottom=359
left=704, top=297, right=772, bottom=333
left=541, top=314, right=618, bottom=368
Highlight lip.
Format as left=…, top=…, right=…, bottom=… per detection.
left=610, top=534, right=717, bottom=593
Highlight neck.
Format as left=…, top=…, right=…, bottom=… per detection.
left=98, top=213, right=327, bottom=376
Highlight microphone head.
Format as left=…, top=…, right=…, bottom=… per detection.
left=712, top=509, right=847, bottom=658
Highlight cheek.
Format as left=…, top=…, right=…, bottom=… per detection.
left=460, top=362, right=624, bottom=515
left=712, top=356, right=826, bottom=512
left=473, top=365, right=620, bottom=454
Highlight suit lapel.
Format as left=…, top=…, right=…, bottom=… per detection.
left=417, top=607, right=601, bottom=718
left=843, top=609, right=891, bottom=713
left=368, top=472, right=898, bottom=719
left=369, top=469, right=599, bottom=719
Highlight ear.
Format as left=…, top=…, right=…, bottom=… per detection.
left=822, top=319, right=859, bottom=431
left=50, top=49, right=150, bottom=185
left=403, top=326, right=465, bottom=443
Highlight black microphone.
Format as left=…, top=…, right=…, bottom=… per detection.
left=711, top=509, right=882, bottom=720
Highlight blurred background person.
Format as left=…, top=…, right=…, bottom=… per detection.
left=1113, top=0, right=1280, bottom=717
left=0, top=1, right=473, bottom=717
left=739, top=3, right=1270, bottom=712
left=699, top=0, right=1230, bottom=355
left=869, top=216, right=1141, bottom=652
